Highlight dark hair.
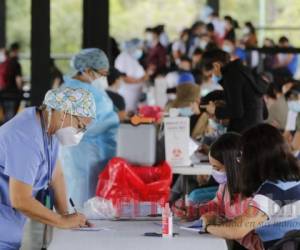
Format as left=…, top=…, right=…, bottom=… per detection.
left=10, top=42, right=20, bottom=52
left=200, top=90, right=225, bottom=105
left=191, top=21, right=205, bottom=32
left=266, top=83, right=277, bottom=99
left=210, top=132, right=242, bottom=202
left=224, top=15, right=233, bottom=23
left=240, top=123, right=300, bottom=197
left=193, top=48, right=203, bottom=56
left=202, top=49, right=230, bottom=69
left=206, top=23, right=215, bottom=32
left=180, top=55, right=192, bottom=64
left=279, top=36, right=289, bottom=44
left=245, top=21, right=256, bottom=34
left=107, top=67, right=124, bottom=86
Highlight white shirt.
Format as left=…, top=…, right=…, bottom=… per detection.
left=114, top=52, right=145, bottom=112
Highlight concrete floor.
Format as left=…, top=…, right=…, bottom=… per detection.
left=21, top=220, right=53, bottom=250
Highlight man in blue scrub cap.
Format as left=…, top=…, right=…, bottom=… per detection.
left=0, top=87, right=96, bottom=249
left=61, top=48, right=120, bottom=208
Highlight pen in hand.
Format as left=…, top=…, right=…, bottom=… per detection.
left=69, top=198, right=94, bottom=228
left=69, top=198, right=77, bottom=213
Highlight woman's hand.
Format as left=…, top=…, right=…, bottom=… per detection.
left=59, top=213, right=89, bottom=229
left=201, top=212, right=218, bottom=226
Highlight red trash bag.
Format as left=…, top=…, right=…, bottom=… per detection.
left=96, top=157, right=172, bottom=206
left=138, top=106, right=163, bottom=122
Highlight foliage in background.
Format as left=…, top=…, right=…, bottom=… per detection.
left=5, top=0, right=300, bottom=76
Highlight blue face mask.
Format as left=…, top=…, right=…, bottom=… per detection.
left=212, top=169, right=227, bottom=184
left=133, top=49, right=143, bottom=60
left=211, top=74, right=222, bottom=84
left=209, top=119, right=226, bottom=133
left=179, top=107, right=194, bottom=117
left=288, top=100, right=300, bottom=113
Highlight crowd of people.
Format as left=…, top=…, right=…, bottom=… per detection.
left=0, top=8, right=300, bottom=250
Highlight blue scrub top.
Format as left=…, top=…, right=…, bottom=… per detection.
left=0, top=107, right=58, bottom=249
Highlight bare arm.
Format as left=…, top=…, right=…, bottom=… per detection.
left=50, top=161, right=68, bottom=215
left=9, top=177, right=87, bottom=229
left=204, top=206, right=268, bottom=240
left=16, top=76, right=23, bottom=90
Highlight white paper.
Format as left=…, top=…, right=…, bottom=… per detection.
left=164, top=116, right=190, bottom=167
left=180, top=220, right=204, bottom=232
left=189, top=138, right=199, bottom=157
left=72, top=227, right=111, bottom=232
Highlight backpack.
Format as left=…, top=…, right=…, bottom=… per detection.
left=0, top=60, right=9, bottom=91
left=270, top=230, right=300, bottom=250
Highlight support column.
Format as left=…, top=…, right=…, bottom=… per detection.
left=31, top=0, right=51, bottom=106
left=82, top=0, right=109, bottom=54
left=207, top=0, right=220, bottom=14
left=0, top=0, right=6, bottom=48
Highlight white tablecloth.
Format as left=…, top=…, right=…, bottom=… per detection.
left=48, top=220, right=227, bottom=250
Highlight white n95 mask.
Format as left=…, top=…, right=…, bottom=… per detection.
left=92, top=76, right=108, bottom=91
left=55, top=127, right=84, bottom=146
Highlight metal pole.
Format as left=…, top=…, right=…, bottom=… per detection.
left=0, top=0, right=6, bottom=48
left=259, top=0, right=266, bottom=46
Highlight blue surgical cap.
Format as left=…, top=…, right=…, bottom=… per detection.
left=70, top=48, right=109, bottom=73
left=122, top=38, right=143, bottom=52
left=178, top=72, right=196, bottom=85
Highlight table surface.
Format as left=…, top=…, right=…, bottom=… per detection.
left=48, top=220, right=227, bottom=250
left=172, top=164, right=212, bottom=175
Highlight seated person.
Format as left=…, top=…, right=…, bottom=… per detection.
left=199, top=133, right=262, bottom=250
left=203, top=124, right=300, bottom=249
left=166, top=72, right=201, bottom=119
left=106, top=68, right=127, bottom=122
left=192, top=90, right=227, bottom=141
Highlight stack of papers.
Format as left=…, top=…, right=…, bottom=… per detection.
left=180, top=220, right=204, bottom=232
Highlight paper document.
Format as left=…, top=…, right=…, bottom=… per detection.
left=180, top=219, right=204, bottom=232
left=72, top=227, right=111, bottom=232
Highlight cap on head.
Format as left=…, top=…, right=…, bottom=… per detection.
left=178, top=72, right=196, bottom=85
left=122, top=38, right=143, bottom=52
left=43, top=86, right=96, bottom=119
left=70, top=48, right=109, bottom=74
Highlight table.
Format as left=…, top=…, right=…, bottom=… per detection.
left=48, top=220, right=227, bottom=250
left=172, top=164, right=212, bottom=175
left=172, top=164, right=213, bottom=203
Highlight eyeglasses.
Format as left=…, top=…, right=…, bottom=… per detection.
left=74, top=116, right=87, bottom=133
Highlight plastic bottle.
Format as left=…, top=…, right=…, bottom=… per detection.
left=162, top=203, right=173, bottom=238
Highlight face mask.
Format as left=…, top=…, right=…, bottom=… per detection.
left=55, top=127, right=83, bottom=146
left=92, top=76, right=108, bottom=91
left=199, top=40, right=208, bottom=50
left=179, top=107, right=194, bottom=117
left=146, top=33, right=153, bottom=43
left=212, top=169, right=227, bottom=184
left=133, top=49, right=143, bottom=60
left=0, top=52, right=5, bottom=63
left=242, top=27, right=251, bottom=35
left=55, top=112, right=85, bottom=146
left=222, top=45, right=233, bottom=54
left=209, top=119, right=226, bottom=133
left=212, top=74, right=222, bottom=84
left=288, top=100, right=300, bottom=113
